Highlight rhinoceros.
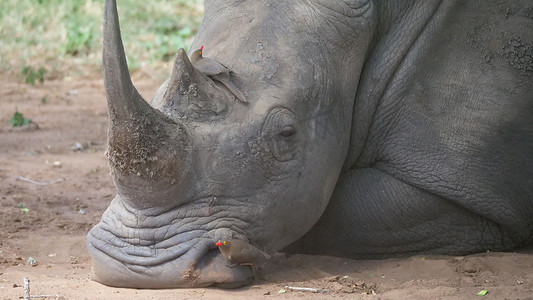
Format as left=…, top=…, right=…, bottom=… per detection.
left=87, top=0, right=533, bottom=288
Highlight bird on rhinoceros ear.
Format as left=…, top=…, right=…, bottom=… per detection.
left=190, top=46, right=247, bottom=103
left=215, top=239, right=270, bottom=266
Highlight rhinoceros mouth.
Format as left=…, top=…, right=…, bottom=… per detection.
left=86, top=195, right=256, bottom=287
left=87, top=226, right=215, bottom=269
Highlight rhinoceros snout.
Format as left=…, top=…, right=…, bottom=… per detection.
left=86, top=197, right=254, bottom=288
left=87, top=234, right=253, bottom=288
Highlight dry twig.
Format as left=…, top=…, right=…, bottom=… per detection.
left=15, top=176, right=67, bottom=185
left=23, top=277, right=30, bottom=300
left=285, top=286, right=330, bottom=293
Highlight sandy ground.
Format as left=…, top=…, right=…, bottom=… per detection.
left=1, top=74, right=532, bottom=300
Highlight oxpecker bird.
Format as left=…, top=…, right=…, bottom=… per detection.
left=190, top=46, right=247, bottom=103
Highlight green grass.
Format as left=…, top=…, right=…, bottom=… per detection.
left=0, top=0, right=203, bottom=80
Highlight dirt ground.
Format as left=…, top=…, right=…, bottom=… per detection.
left=1, top=73, right=532, bottom=300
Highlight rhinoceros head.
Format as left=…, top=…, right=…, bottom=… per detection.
left=87, top=0, right=375, bottom=288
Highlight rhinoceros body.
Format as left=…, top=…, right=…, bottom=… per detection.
left=87, top=0, right=533, bottom=288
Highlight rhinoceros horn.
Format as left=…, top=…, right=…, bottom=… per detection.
left=102, top=0, right=194, bottom=209
left=153, top=47, right=233, bottom=122
left=102, top=0, right=149, bottom=127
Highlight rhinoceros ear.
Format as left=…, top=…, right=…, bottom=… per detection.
left=151, top=48, right=233, bottom=122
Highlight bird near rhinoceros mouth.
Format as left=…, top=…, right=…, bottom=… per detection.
left=216, top=239, right=271, bottom=266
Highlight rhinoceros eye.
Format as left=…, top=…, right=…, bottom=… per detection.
left=280, top=125, right=296, bottom=137
left=262, top=107, right=300, bottom=162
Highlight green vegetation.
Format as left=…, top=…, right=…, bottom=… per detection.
left=17, top=203, right=30, bottom=213
left=0, top=0, right=203, bottom=79
left=9, top=111, right=32, bottom=127
left=21, top=65, right=46, bottom=85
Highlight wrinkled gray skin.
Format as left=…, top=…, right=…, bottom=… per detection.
left=87, top=0, right=533, bottom=288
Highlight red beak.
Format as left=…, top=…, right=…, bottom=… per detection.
left=200, top=45, right=204, bottom=51
left=215, top=241, right=223, bottom=247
